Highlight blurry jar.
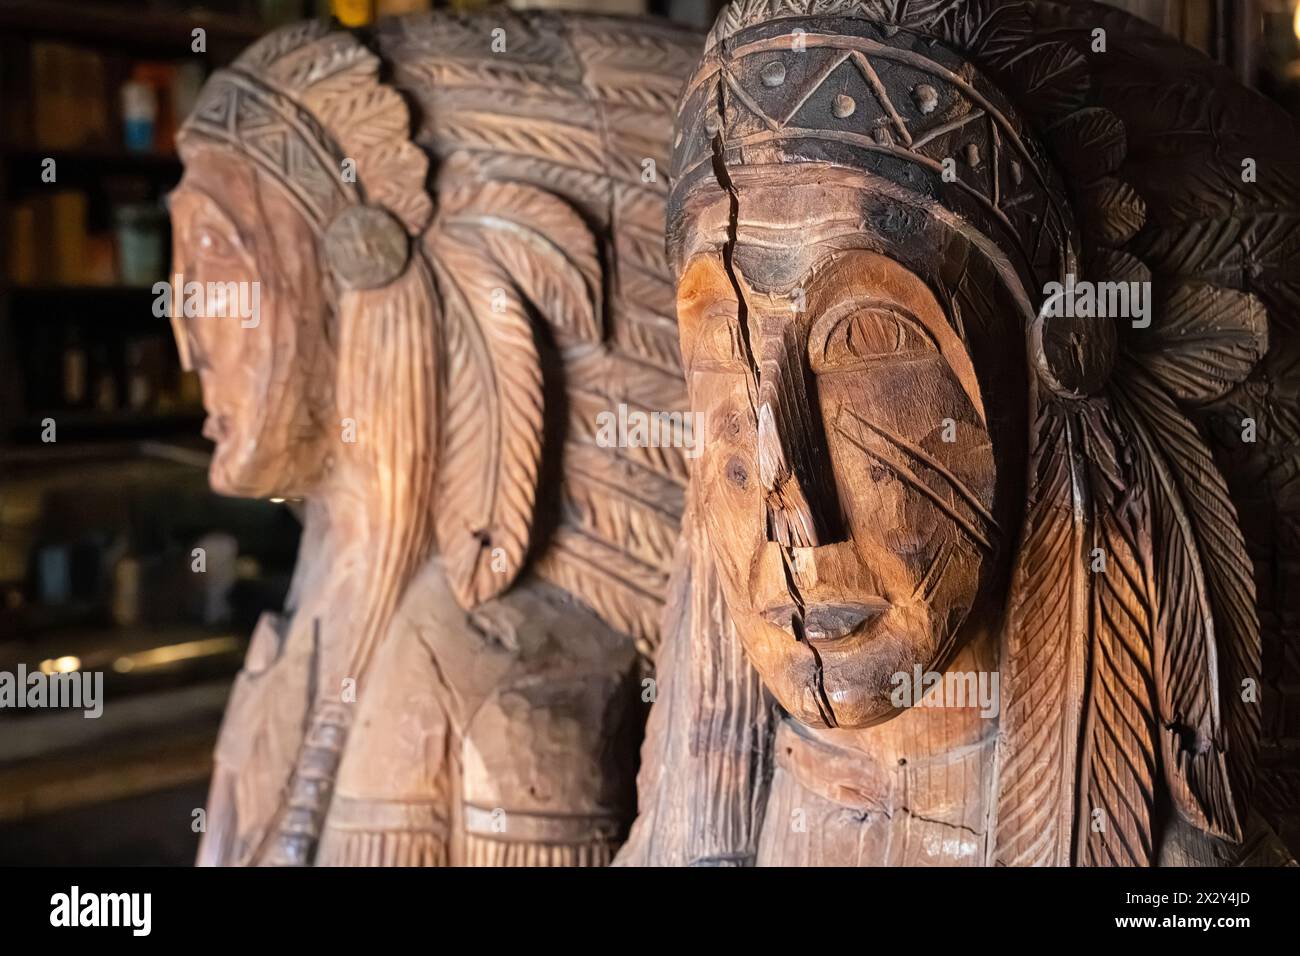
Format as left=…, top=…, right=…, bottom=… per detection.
left=113, top=203, right=165, bottom=287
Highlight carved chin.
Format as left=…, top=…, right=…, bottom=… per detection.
left=208, top=434, right=289, bottom=500
left=208, top=450, right=271, bottom=499
left=740, top=618, right=935, bottom=729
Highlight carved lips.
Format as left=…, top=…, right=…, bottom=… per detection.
left=761, top=600, right=890, bottom=645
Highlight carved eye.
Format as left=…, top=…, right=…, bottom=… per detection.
left=193, top=223, right=237, bottom=261
left=691, top=312, right=747, bottom=372
left=809, top=307, right=935, bottom=373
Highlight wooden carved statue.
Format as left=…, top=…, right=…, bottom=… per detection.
left=168, top=11, right=700, bottom=865
left=620, top=0, right=1300, bottom=866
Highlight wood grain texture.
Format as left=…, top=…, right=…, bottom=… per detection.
left=429, top=229, right=546, bottom=608
left=626, top=0, right=1295, bottom=867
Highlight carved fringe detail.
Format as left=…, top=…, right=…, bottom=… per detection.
left=464, top=836, right=615, bottom=868
left=992, top=404, right=1094, bottom=866
left=684, top=513, right=777, bottom=862
left=338, top=258, right=441, bottom=680
left=315, top=830, right=448, bottom=867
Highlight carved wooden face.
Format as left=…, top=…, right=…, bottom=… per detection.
left=169, top=147, right=335, bottom=499
left=677, top=177, right=998, bottom=729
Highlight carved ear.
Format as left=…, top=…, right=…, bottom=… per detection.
left=429, top=180, right=602, bottom=609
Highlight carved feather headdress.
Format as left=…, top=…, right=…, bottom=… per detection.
left=181, top=15, right=693, bottom=648
left=670, top=0, right=1298, bottom=864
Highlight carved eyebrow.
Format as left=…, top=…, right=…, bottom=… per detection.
left=734, top=214, right=862, bottom=247
left=171, top=182, right=222, bottom=209
left=807, top=297, right=940, bottom=359
left=685, top=303, right=745, bottom=371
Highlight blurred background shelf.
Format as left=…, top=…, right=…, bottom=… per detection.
left=0, top=0, right=266, bottom=60
left=9, top=410, right=205, bottom=444
left=0, top=0, right=310, bottom=862
left=2, top=144, right=182, bottom=180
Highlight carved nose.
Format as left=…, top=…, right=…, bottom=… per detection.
left=758, top=400, right=822, bottom=547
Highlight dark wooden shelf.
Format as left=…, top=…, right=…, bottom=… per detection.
left=0, top=1, right=268, bottom=59
left=4, top=285, right=173, bottom=324
left=2, top=145, right=182, bottom=177
left=8, top=283, right=159, bottom=296
left=0, top=438, right=210, bottom=467
left=8, top=283, right=157, bottom=293
left=20, top=408, right=202, bottom=426
left=8, top=408, right=205, bottom=445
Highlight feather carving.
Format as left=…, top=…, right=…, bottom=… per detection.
left=1111, top=365, right=1259, bottom=842
left=429, top=230, right=544, bottom=609
left=1135, top=282, right=1268, bottom=405
left=992, top=404, right=1089, bottom=866
left=440, top=180, right=602, bottom=343
left=994, top=401, right=1160, bottom=866
left=1074, top=403, right=1159, bottom=866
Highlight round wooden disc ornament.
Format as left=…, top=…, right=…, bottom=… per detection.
left=324, top=204, right=411, bottom=291
left=1030, top=294, right=1117, bottom=398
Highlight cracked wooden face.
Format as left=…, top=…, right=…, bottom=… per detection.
left=677, top=178, right=997, bottom=729
left=169, top=147, right=335, bottom=499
